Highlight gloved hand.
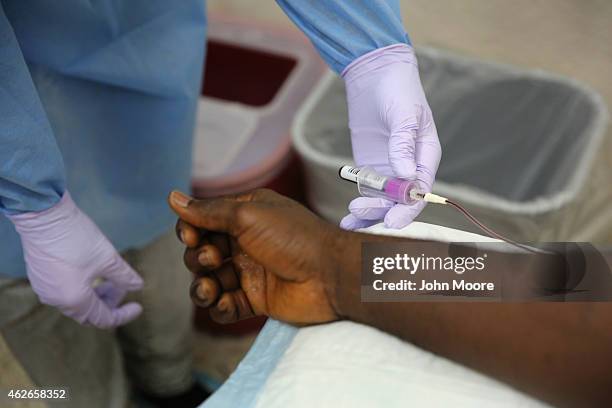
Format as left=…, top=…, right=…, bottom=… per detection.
left=8, top=192, right=143, bottom=328
left=340, top=44, right=441, bottom=230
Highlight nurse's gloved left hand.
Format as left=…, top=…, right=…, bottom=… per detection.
left=8, top=192, right=143, bottom=329
left=341, top=44, right=442, bottom=230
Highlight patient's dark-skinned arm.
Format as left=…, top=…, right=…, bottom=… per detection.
left=333, top=231, right=612, bottom=408
left=168, top=189, right=612, bottom=408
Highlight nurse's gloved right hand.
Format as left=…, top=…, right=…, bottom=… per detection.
left=340, top=44, right=441, bottom=230
left=8, top=192, right=143, bottom=329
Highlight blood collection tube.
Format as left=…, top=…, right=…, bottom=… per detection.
left=338, top=165, right=424, bottom=205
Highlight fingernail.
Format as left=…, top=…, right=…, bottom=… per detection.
left=196, top=284, right=209, bottom=302
left=198, top=249, right=210, bottom=265
left=179, top=229, right=186, bottom=243
left=190, top=280, right=209, bottom=307
left=217, top=299, right=228, bottom=312
left=170, top=191, right=191, bottom=208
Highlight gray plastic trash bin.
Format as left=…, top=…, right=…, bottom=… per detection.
left=293, top=47, right=610, bottom=242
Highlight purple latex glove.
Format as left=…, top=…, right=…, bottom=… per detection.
left=340, top=44, right=441, bottom=230
left=8, top=192, right=143, bottom=328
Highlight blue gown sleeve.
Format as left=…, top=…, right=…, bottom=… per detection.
left=0, top=4, right=65, bottom=214
left=276, top=0, right=410, bottom=74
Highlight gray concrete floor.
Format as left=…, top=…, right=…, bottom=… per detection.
left=197, top=0, right=612, bottom=383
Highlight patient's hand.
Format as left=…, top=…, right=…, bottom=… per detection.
left=168, top=189, right=341, bottom=325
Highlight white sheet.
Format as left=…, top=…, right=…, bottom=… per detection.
left=202, top=222, right=548, bottom=408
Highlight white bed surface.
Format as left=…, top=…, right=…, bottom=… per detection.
left=202, top=222, right=546, bottom=408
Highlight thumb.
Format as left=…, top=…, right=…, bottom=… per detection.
left=88, top=295, right=143, bottom=329
left=388, top=127, right=418, bottom=180
left=168, top=190, right=241, bottom=234
left=94, top=281, right=127, bottom=308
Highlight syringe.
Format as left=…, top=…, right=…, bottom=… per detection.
left=339, top=165, right=549, bottom=254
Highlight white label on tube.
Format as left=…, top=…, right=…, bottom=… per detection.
left=339, top=166, right=360, bottom=183
left=359, top=171, right=386, bottom=191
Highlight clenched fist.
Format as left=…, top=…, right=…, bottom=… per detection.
left=168, top=189, right=343, bottom=325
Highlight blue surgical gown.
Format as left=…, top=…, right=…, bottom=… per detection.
left=0, top=0, right=409, bottom=278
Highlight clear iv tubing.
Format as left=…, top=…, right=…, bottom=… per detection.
left=339, top=165, right=549, bottom=255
